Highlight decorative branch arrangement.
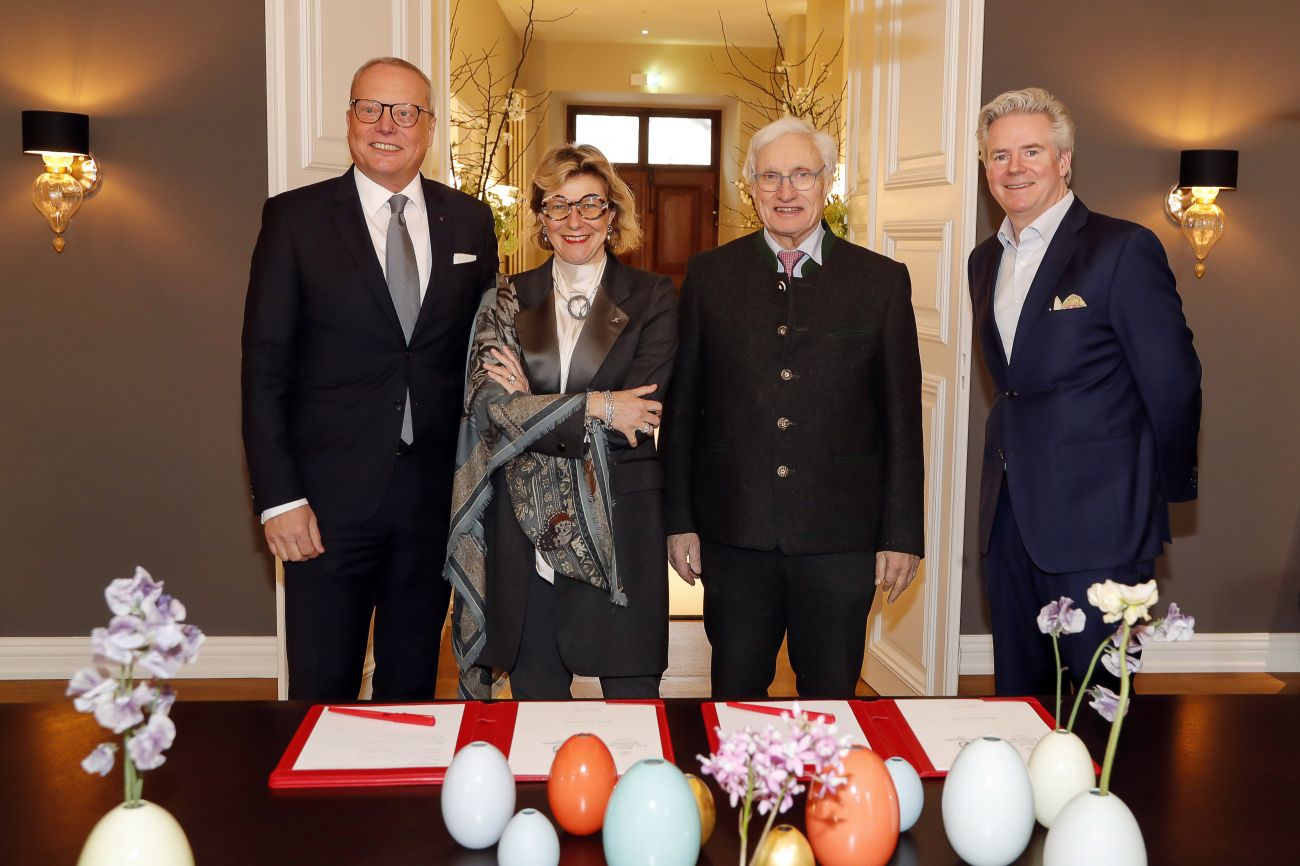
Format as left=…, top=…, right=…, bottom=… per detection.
left=714, top=1, right=848, bottom=236
left=449, top=0, right=571, bottom=255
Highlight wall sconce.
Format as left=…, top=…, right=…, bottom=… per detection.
left=1164, top=149, right=1237, bottom=279
left=21, top=110, right=102, bottom=253
left=630, top=72, right=662, bottom=88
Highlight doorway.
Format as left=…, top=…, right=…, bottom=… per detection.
left=566, top=106, right=721, bottom=288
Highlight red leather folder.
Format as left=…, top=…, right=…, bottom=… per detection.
left=268, top=699, right=672, bottom=789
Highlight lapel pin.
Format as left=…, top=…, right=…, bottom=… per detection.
left=611, top=316, right=623, bottom=324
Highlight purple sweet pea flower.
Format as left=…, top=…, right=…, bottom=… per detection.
left=127, top=711, right=176, bottom=771
left=1139, top=603, right=1196, bottom=645
left=1037, top=597, right=1086, bottom=637
left=1102, top=632, right=1143, bottom=677
left=67, top=666, right=116, bottom=713
left=1088, top=685, right=1130, bottom=722
left=104, top=567, right=164, bottom=617
left=81, top=743, right=118, bottom=776
left=91, top=615, right=149, bottom=667
left=92, top=682, right=156, bottom=734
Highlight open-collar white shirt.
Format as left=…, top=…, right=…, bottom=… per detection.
left=994, top=190, right=1074, bottom=361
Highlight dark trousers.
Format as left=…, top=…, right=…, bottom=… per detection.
left=283, top=454, right=450, bottom=702
left=510, top=569, right=661, bottom=700
left=985, top=482, right=1153, bottom=698
left=699, top=540, right=875, bottom=700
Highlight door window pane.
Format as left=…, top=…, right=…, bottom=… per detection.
left=573, top=114, right=639, bottom=163
left=648, top=116, right=712, bottom=165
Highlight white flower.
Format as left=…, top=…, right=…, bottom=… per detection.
left=1087, top=579, right=1158, bottom=625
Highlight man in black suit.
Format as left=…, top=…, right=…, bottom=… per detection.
left=967, top=88, right=1200, bottom=695
left=242, top=57, right=497, bottom=701
left=660, top=116, right=925, bottom=699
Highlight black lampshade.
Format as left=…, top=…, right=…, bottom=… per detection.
left=21, top=110, right=90, bottom=156
left=1178, top=149, right=1238, bottom=190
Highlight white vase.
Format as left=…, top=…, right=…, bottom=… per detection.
left=884, top=756, right=924, bottom=833
left=1044, top=788, right=1146, bottom=866
left=941, top=735, right=1034, bottom=866
left=1027, top=729, right=1095, bottom=828
left=441, top=740, right=516, bottom=849
left=78, top=800, right=195, bottom=866
left=497, top=808, right=560, bottom=866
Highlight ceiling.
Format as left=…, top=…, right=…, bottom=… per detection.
left=496, top=0, right=806, bottom=47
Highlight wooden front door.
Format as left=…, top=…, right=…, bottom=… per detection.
left=568, top=106, right=721, bottom=289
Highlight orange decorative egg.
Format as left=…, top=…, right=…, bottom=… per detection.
left=546, top=733, right=618, bottom=836
left=805, top=746, right=900, bottom=866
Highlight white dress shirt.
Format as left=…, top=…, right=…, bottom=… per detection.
left=533, top=253, right=608, bottom=582
left=763, top=221, right=825, bottom=277
left=261, top=171, right=434, bottom=524
left=993, top=191, right=1074, bottom=361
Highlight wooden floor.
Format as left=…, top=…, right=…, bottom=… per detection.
left=4, top=622, right=1295, bottom=703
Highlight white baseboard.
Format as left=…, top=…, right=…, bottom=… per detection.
left=959, top=632, right=1300, bottom=675
left=0, top=637, right=280, bottom=680
left=4, top=632, right=1296, bottom=682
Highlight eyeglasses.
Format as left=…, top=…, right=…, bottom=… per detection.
left=349, top=99, right=432, bottom=128
left=539, top=194, right=609, bottom=221
left=752, top=167, right=825, bottom=192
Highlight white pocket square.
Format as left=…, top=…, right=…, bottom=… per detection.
left=1052, top=293, right=1087, bottom=311
left=453, top=253, right=477, bottom=264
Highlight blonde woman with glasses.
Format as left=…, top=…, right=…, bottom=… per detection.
left=445, top=144, right=676, bottom=700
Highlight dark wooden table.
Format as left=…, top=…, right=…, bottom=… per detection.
left=3, top=695, right=1295, bottom=864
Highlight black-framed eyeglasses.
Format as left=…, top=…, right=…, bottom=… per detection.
left=752, top=167, right=825, bottom=192
left=539, top=194, right=609, bottom=221
left=349, top=99, right=432, bottom=128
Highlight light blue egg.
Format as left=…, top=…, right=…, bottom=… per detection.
left=885, top=756, right=925, bottom=832
left=602, top=758, right=701, bottom=866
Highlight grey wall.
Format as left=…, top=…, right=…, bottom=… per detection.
left=961, top=0, right=1300, bottom=634
left=0, top=1, right=274, bottom=635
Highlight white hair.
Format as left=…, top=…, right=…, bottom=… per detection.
left=976, top=87, right=1075, bottom=184
left=744, top=116, right=838, bottom=180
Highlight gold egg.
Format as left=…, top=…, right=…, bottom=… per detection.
left=683, top=773, right=716, bottom=845
left=751, top=824, right=815, bottom=866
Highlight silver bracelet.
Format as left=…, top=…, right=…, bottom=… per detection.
left=603, top=391, right=615, bottom=428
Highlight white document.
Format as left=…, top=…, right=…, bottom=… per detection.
left=894, top=699, right=1051, bottom=771
left=292, top=704, right=465, bottom=771
left=507, top=702, right=665, bottom=777
left=710, top=701, right=870, bottom=749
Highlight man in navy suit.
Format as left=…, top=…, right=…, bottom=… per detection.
left=242, top=58, right=497, bottom=701
left=967, top=88, right=1201, bottom=696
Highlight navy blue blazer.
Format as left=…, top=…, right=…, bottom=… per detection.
left=968, top=197, right=1201, bottom=573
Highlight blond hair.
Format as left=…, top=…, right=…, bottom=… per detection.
left=976, top=87, right=1075, bottom=183
left=527, top=144, right=642, bottom=255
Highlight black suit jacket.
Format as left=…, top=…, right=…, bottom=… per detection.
left=242, top=168, right=498, bottom=523
left=661, top=229, right=925, bottom=557
left=968, top=197, right=1201, bottom=572
left=478, top=256, right=678, bottom=677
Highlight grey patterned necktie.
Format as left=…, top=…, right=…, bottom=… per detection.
left=387, top=194, right=419, bottom=444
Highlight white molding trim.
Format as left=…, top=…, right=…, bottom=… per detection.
left=0, top=637, right=280, bottom=681
left=959, top=633, right=1300, bottom=675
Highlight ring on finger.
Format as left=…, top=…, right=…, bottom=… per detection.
left=507, top=373, right=517, bottom=384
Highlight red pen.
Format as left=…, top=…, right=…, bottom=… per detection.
left=328, top=706, right=437, bottom=727
left=724, top=702, right=836, bottom=724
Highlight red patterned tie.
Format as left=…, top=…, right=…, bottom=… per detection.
left=777, top=248, right=805, bottom=276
